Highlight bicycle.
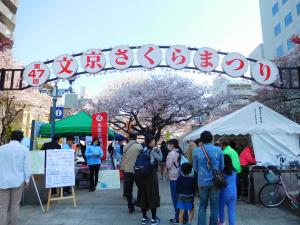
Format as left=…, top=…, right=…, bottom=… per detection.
left=259, top=165, right=300, bottom=208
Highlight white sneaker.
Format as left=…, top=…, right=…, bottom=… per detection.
left=142, top=217, right=149, bottom=225
left=151, top=217, right=160, bottom=225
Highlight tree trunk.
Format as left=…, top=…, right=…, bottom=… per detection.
left=154, top=128, right=162, bottom=143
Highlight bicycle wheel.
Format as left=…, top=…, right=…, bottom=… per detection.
left=259, top=183, right=286, bottom=208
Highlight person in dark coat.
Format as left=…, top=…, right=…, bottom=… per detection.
left=136, top=135, right=162, bottom=225
left=158, top=141, right=168, bottom=180
left=108, top=142, right=115, bottom=169
left=40, top=135, right=61, bottom=150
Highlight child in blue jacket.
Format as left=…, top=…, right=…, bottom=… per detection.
left=218, top=154, right=237, bottom=225
left=176, top=163, right=197, bottom=225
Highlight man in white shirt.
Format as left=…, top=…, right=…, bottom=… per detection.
left=0, top=130, right=31, bottom=225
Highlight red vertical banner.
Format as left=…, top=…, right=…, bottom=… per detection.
left=91, top=112, right=108, bottom=160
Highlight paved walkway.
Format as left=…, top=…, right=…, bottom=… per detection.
left=18, top=180, right=299, bottom=225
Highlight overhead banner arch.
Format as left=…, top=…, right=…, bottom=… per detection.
left=3, top=45, right=282, bottom=90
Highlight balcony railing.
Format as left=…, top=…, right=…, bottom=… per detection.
left=0, top=20, right=12, bottom=38
left=0, top=0, right=16, bottom=27
left=2, top=0, right=18, bottom=14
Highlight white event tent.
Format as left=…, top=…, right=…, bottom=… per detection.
left=183, top=102, right=300, bottom=164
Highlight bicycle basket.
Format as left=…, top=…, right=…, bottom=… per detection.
left=264, top=169, right=280, bottom=184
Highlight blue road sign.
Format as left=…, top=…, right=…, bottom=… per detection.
left=50, top=107, right=64, bottom=120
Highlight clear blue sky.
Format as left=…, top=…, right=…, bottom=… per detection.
left=13, top=0, right=262, bottom=96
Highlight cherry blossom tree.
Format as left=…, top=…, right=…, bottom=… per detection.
left=0, top=39, right=51, bottom=143
left=0, top=39, right=23, bottom=143
left=91, top=74, right=232, bottom=141
left=251, top=41, right=300, bottom=122
left=251, top=86, right=300, bottom=121
left=0, top=92, right=24, bottom=143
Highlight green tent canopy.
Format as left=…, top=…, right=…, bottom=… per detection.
left=39, top=111, right=115, bottom=138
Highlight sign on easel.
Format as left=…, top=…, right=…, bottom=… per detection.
left=46, top=149, right=75, bottom=188
left=45, top=149, right=76, bottom=211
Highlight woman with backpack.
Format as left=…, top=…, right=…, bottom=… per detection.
left=136, top=134, right=162, bottom=225
left=166, top=139, right=188, bottom=224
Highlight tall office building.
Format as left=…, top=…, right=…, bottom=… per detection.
left=251, top=0, right=300, bottom=60
left=0, top=0, right=18, bottom=40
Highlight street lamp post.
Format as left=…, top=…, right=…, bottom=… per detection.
left=39, top=79, right=75, bottom=138
left=51, top=83, right=58, bottom=138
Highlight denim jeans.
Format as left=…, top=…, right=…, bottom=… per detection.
left=170, top=180, right=188, bottom=220
left=197, top=185, right=220, bottom=225
left=219, top=194, right=236, bottom=225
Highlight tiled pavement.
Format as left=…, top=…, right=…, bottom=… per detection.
left=17, top=180, right=299, bottom=225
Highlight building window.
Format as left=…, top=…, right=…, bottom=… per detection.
left=297, top=3, right=300, bottom=15
left=284, top=12, right=293, bottom=27
left=274, top=23, right=281, bottom=36
left=276, top=45, right=284, bottom=57
left=282, top=0, right=288, bottom=5
left=272, top=2, right=279, bottom=16
left=287, top=39, right=295, bottom=50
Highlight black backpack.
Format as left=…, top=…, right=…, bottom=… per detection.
left=134, top=150, right=153, bottom=177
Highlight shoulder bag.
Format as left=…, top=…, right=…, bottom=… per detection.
left=199, top=144, right=227, bottom=189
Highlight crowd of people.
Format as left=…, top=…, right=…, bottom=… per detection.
left=0, top=129, right=257, bottom=225
left=120, top=131, right=256, bottom=225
